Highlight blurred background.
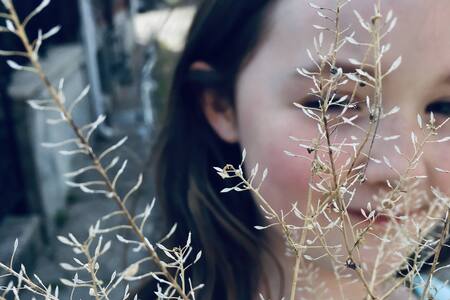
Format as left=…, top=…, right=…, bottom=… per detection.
left=0, top=0, right=198, bottom=297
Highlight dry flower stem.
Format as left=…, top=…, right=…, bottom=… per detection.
left=290, top=172, right=316, bottom=300
left=420, top=208, right=450, bottom=300
left=3, top=4, right=189, bottom=300
left=84, top=248, right=101, bottom=300
left=314, top=3, right=377, bottom=298
left=0, top=262, right=58, bottom=300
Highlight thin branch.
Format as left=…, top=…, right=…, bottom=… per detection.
left=3, top=3, right=190, bottom=299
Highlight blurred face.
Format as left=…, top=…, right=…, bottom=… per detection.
left=233, top=0, right=450, bottom=296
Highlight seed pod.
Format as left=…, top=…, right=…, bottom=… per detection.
left=345, top=258, right=357, bottom=270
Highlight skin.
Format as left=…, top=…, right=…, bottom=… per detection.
left=202, top=0, right=450, bottom=298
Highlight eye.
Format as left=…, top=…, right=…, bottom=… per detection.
left=425, top=100, right=450, bottom=116
left=302, top=93, right=361, bottom=114
left=301, top=95, right=322, bottom=110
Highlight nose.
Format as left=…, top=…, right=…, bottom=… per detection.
left=361, top=109, right=428, bottom=188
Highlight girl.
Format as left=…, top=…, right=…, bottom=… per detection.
left=150, top=0, right=450, bottom=299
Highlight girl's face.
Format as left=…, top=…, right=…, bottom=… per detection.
left=230, top=0, right=450, bottom=286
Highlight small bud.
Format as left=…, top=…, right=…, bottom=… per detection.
left=345, top=258, right=358, bottom=270
left=371, top=14, right=381, bottom=25
left=358, top=172, right=367, bottom=183
left=381, top=199, right=394, bottom=210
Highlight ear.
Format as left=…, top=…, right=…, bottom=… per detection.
left=201, top=89, right=239, bottom=143
left=191, top=62, right=239, bottom=143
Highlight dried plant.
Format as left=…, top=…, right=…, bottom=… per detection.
left=217, top=1, right=450, bottom=299
left=0, top=0, right=202, bottom=299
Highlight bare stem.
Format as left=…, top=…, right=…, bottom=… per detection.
left=5, top=4, right=189, bottom=300
left=0, top=262, right=59, bottom=300
left=85, top=250, right=101, bottom=300
left=420, top=208, right=450, bottom=300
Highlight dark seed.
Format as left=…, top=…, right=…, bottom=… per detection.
left=346, top=258, right=357, bottom=270
left=358, top=173, right=367, bottom=183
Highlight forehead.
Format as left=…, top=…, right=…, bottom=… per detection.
left=267, top=0, right=450, bottom=40
left=257, top=0, right=450, bottom=80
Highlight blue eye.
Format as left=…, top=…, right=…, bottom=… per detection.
left=425, top=100, right=450, bottom=116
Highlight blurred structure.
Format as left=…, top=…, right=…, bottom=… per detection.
left=0, top=0, right=196, bottom=294
left=0, top=0, right=80, bottom=222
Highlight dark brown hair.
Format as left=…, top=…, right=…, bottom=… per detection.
left=151, top=1, right=283, bottom=299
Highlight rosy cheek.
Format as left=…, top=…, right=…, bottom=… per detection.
left=255, top=138, right=313, bottom=212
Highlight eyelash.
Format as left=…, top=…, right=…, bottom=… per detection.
left=303, top=95, right=450, bottom=117
left=302, top=93, right=361, bottom=112
left=426, top=100, right=450, bottom=116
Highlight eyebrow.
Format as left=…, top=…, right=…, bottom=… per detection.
left=337, top=64, right=450, bottom=87
left=296, top=61, right=376, bottom=77
left=293, top=60, right=450, bottom=90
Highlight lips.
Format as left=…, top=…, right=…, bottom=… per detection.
left=346, top=208, right=388, bottom=224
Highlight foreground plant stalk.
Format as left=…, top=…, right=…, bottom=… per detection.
left=1, top=2, right=190, bottom=299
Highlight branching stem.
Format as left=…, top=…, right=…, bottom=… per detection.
left=4, top=4, right=189, bottom=300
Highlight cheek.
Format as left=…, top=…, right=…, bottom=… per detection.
left=235, top=68, right=320, bottom=212
left=427, top=144, right=450, bottom=194
left=260, top=144, right=312, bottom=210
left=239, top=115, right=317, bottom=212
